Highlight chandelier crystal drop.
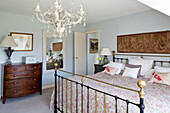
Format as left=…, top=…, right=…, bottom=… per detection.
left=33, top=0, right=86, bottom=37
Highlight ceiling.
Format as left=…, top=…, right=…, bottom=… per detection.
left=137, top=0, right=170, bottom=16
left=0, top=0, right=151, bottom=24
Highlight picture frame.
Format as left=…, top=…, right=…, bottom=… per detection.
left=10, top=32, right=33, bottom=51
left=89, top=38, right=98, bottom=53
left=53, top=42, right=63, bottom=51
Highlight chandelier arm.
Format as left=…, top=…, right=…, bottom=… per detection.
left=35, top=13, right=55, bottom=25
left=68, top=17, right=83, bottom=25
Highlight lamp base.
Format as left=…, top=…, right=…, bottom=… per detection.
left=4, top=47, right=14, bottom=65
left=6, top=59, right=12, bottom=65
left=103, top=55, right=109, bottom=64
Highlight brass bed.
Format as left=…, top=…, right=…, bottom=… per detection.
left=53, top=52, right=170, bottom=113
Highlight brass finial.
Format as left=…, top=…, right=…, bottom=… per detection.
left=81, top=77, right=84, bottom=84
left=112, top=51, right=115, bottom=56
left=137, top=80, right=146, bottom=98
left=54, top=63, right=58, bottom=71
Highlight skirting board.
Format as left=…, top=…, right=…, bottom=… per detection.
left=42, top=84, right=55, bottom=90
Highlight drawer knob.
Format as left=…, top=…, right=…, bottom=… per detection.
left=34, top=72, right=37, bottom=74
left=13, top=91, right=17, bottom=93
left=14, top=82, right=17, bottom=85
left=34, top=79, right=37, bottom=81
left=13, top=75, right=17, bottom=77
left=34, top=66, right=37, bottom=69
left=33, top=86, right=36, bottom=89
left=14, top=68, right=17, bottom=71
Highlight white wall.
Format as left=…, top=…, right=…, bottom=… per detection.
left=86, top=10, right=170, bottom=61
left=87, top=33, right=98, bottom=75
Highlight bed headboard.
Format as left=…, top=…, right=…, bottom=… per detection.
left=112, top=51, right=170, bottom=67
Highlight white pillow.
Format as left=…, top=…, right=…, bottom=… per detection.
left=122, top=66, right=140, bottom=79
left=104, top=61, right=124, bottom=74
left=155, top=66, right=170, bottom=73
left=129, top=59, right=153, bottom=75
left=145, top=69, right=154, bottom=78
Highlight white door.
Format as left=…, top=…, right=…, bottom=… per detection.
left=74, top=32, right=86, bottom=75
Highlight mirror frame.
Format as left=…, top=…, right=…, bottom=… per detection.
left=42, top=30, right=66, bottom=74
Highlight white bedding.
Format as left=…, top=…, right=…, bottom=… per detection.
left=50, top=72, right=170, bottom=113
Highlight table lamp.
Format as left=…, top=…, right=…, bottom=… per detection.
left=100, top=48, right=112, bottom=64
left=0, top=36, right=18, bottom=64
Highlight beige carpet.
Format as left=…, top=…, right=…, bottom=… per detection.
left=0, top=88, right=53, bottom=113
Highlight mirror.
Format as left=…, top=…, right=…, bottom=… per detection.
left=46, top=38, right=63, bottom=70
left=42, top=30, right=66, bottom=74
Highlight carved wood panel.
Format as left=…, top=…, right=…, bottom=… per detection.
left=117, top=31, right=170, bottom=54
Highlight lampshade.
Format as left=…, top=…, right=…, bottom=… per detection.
left=100, top=48, right=112, bottom=56
left=0, top=36, right=18, bottom=47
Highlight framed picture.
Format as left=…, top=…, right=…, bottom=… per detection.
left=10, top=32, right=33, bottom=51
left=89, top=38, right=98, bottom=53
left=53, top=42, right=63, bottom=51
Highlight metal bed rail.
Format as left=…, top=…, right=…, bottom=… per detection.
left=54, top=63, right=146, bottom=113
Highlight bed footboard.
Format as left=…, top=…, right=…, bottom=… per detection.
left=54, top=63, right=146, bottom=113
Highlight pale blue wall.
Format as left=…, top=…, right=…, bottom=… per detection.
left=86, top=10, right=170, bottom=60
left=1, top=9, right=170, bottom=95
left=0, top=11, right=85, bottom=95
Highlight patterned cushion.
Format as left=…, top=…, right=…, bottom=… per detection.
left=104, top=62, right=124, bottom=74
left=149, top=72, right=170, bottom=85
left=102, top=66, right=118, bottom=76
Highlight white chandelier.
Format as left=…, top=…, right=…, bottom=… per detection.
left=33, top=0, right=86, bottom=37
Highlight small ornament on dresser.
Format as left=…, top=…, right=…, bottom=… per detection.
left=97, top=58, right=103, bottom=64
left=22, top=56, right=36, bottom=64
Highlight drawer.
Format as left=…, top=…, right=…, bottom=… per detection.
left=4, top=66, right=25, bottom=74
left=26, top=64, right=42, bottom=71
left=4, top=70, right=42, bottom=80
left=4, top=85, right=40, bottom=98
left=4, top=77, right=41, bottom=88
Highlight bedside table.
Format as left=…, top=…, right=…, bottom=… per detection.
left=94, top=64, right=106, bottom=74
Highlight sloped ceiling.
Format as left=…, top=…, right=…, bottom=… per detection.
left=0, top=0, right=151, bottom=24
left=137, top=0, right=170, bottom=16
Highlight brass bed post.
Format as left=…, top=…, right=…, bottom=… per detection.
left=112, top=51, right=115, bottom=62
left=81, top=77, right=84, bottom=84
left=161, top=61, right=163, bottom=67
left=95, top=91, right=98, bottom=113
left=154, top=61, right=156, bottom=67
left=126, top=59, right=128, bottom=64
left=137, top=80, right=146, bottom=113
left=66, top=80, right=68, bottom=113
left=54, top=63, right=58, bottom=113
left=104, top=94, right=106, bottom=113
left=70, top=81, right=72, bottom=113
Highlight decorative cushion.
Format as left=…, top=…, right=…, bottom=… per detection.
left=155, top=66, right=170, bottom=73
left=145, top=69, right=154, bottom=79
left=122, top=66, right=140, bottom=79
left=128, top=59, right=153, bottom=75
left=104, top=61, right=124, bottom=74
left=126, top=64, right=141, bottom=77
left=149, top=72, right=170, bottom=85
left=102, top=66, right=118, bottom=76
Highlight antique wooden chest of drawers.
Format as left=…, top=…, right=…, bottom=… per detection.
left=1, top=62, right=42, bottom=104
